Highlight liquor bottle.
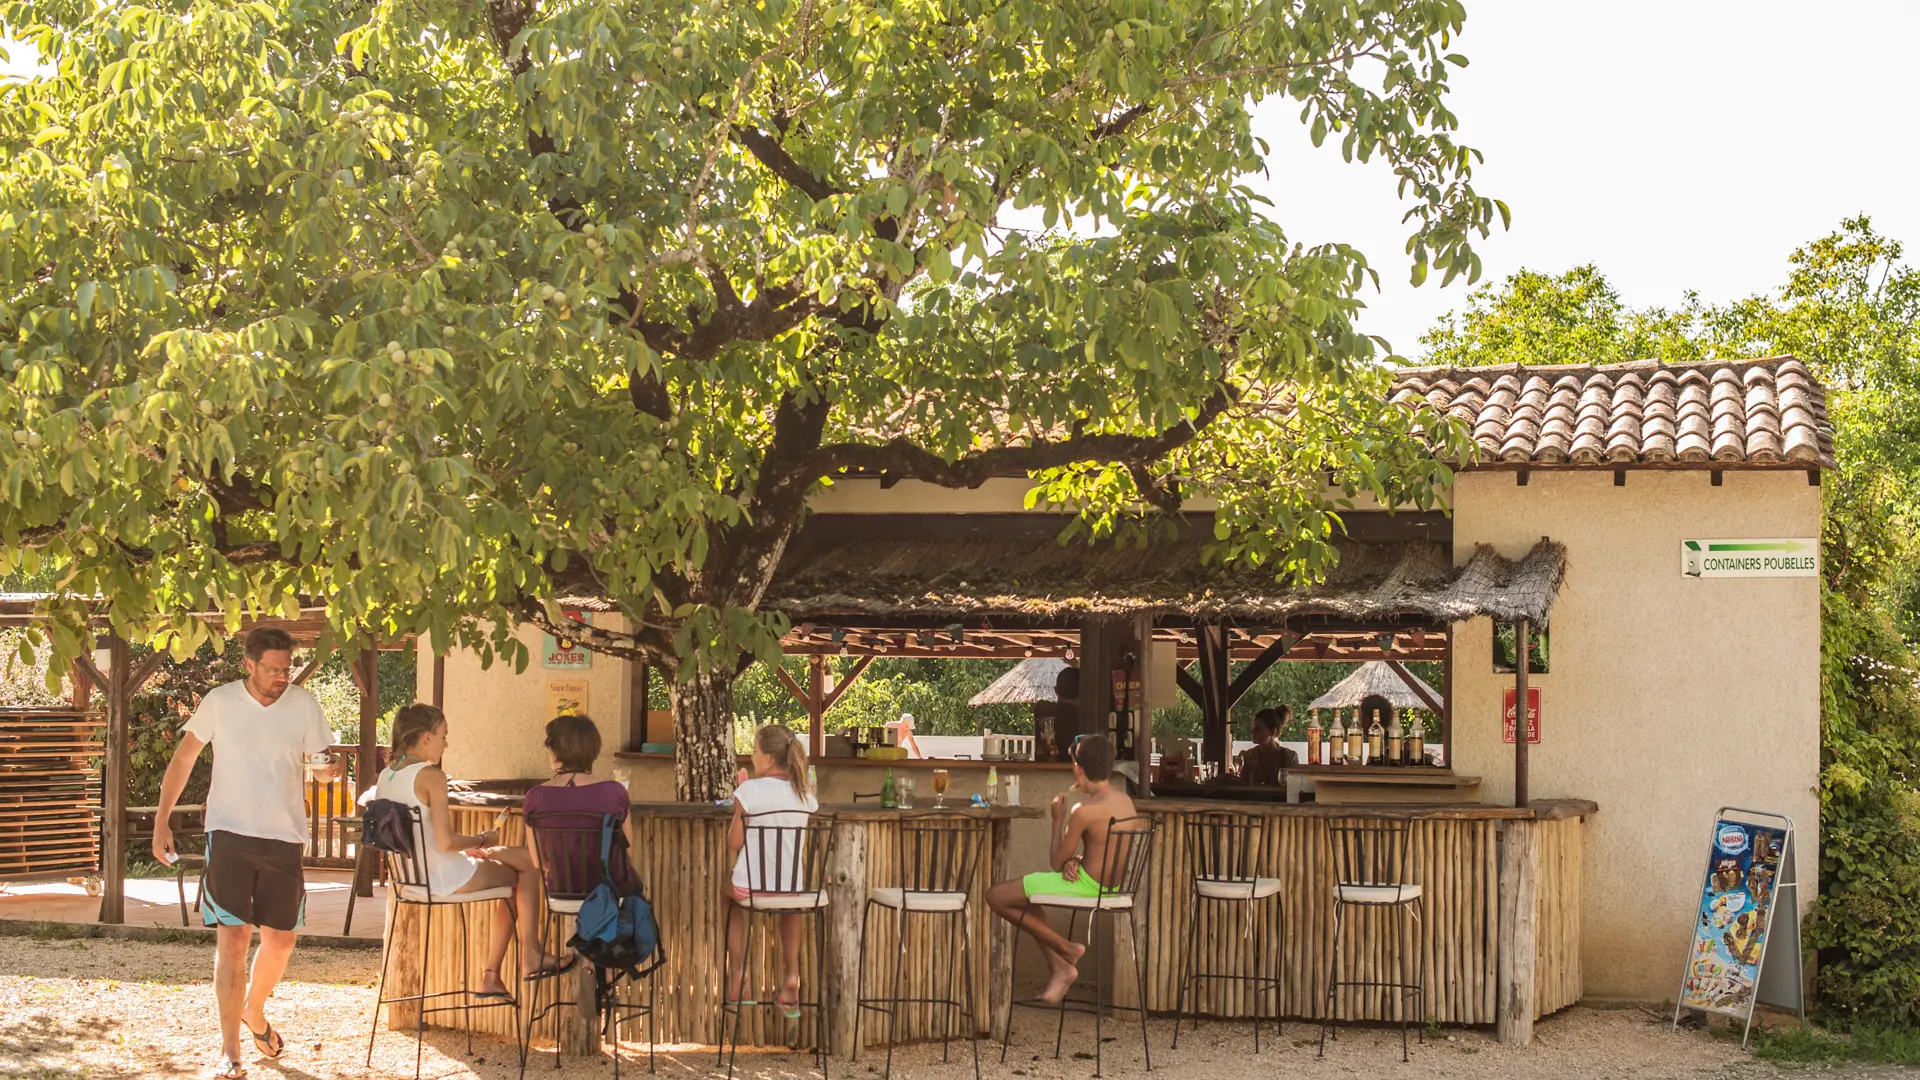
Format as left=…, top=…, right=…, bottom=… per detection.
left=880, top=767, right=898, bottom=809
left=1408, top=715, right=1427, bottom=767
left=1036, top=714, right=1058, bottom=763
left=1329, top=713, right=1347, bottom=765
left=986, top=765, right=999, bottom=805
left=1306, top=711, right=1323, bottom=767
left=1345, top=710, right=1364, bottom=765
left=1387, top=713, right=1405, bottom=766
left=1366, top=713, right=1385, bottom=766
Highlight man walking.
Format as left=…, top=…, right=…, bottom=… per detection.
left=153, top=626, right=341, bottom=1079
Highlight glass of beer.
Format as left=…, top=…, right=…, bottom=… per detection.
left=931, top=768, right=951, bottom=808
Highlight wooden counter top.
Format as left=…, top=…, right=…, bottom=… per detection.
left=1138, top=797, right=1598, bottom=821
left=452, top=791, right=1044, bottom=821
left=612, top=751, right=1075, bottom=771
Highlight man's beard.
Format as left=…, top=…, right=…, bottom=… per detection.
left=252, top=679, right=285, bottom=702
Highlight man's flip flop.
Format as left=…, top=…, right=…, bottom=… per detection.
left=242, top=1018, right=284, bottom=1059
left=775, top=989, right=803, bottom=1020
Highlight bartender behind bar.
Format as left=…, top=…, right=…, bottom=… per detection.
left=1038, top=664, right=1083, bottom=761
left=1235, top=706, right=1299, bottom=785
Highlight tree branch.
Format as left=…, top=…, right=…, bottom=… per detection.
left=808, top=382, right=1237, bottom=491
left=730, top=124, right=844, bottom=202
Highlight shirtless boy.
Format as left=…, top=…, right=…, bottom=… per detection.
left=986, top=735, right=1136, bottom=1003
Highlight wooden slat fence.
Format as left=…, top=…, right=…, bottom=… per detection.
left=0, top=708, right=103, bottom=881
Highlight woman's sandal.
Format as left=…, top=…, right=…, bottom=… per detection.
left=775, top=986, right=803, bottom=1020
left=210, top=1058, right=246, bottom=1078
left=523, top=953, right=579, bottom=982
left=241, top=1017, right=284, bottom=1059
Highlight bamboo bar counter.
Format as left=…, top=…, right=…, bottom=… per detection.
left=1130, top=797, right=1595, bottom=1035
left=384, top=797, right=1041, bottom=1054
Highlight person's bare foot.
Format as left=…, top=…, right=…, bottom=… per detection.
left=1039, top=962, right=1080, bottom=1004
left=1038, top=942, right=1085, bottom=1004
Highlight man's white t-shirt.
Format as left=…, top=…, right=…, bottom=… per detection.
left=182, top=681, right=333, bottom=845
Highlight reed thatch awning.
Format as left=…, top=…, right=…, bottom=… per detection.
left=764, top=528, right=1566, bottom=627
left=967, top=658, right=1069, bottom=706
left=1310, top=661, right=1442, bottom=711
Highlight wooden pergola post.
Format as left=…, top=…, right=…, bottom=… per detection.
left=1513, top=618, right=1530, bottom=808
left=98, top=635, right=131, bottom=924
left=1195, top=621, right=1232, bottom=773
left=808, top=655, right=828, bottom=757
left=349, top=644, right=379, bottom=795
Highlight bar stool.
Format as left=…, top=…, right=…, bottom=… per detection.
left=522, top=811, right=661, bottom=1079
left=854, top=812, right=986, bottom=1080
left=1171, top=812, right=1284, bottom=1051
left=364, top=804, right=522, bottom=1080
left=1318, top=817, right=1425, bottom=1062
left=718, top=811, right=835, bottom=1080
left=1001, top=815, right=1156, bottom=1079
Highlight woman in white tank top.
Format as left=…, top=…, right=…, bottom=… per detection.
left=375, top=705, right=576, bottom=998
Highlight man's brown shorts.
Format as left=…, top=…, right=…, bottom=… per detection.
left=201, top=831, right=306, bottom=931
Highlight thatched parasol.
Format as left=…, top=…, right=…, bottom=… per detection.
left=968, top=658, right=1069, bottom=706
left=1310, top=661, right=1441, bottom=712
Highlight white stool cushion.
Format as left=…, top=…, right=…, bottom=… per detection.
left=743, top=890, right=830, bottom=911
left=868, top=887, right=969, bottom=912
left=1335, top=884, right=1422, bottom=905
left=1031, top=892, right=1134, bottom=911
left=1196, top=877, right=1284, bottom=901
left=546, top=897, right=585, bottom=915
left=397, top=885, right=515, bottom=904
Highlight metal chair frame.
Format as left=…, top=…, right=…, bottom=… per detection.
left=520, top=811, right=659, bottom=1080
left=1000, top=815, right=1156, bottom=1078
left=718, top=810, right=836, bottom=1080
left=1171, top=812, right=1285, bottom=1052
left=854, top=811, right=986, bottom=1080
left=1318, top=817, right=1427, bottom=1062
left=364, top=803, right=522, bottom=1080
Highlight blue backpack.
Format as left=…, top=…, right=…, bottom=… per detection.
left=568, top=816, right=662, bottom=978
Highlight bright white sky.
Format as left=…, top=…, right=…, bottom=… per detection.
left=7, top=1, right=1916, bottom=358
left=1248, top=0, right=1920, bottom=356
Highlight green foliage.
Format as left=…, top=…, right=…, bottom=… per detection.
left=0, top=625, right=67, bottom=705
left=0, top=0, right=1490, bottom=797
left=1750, top=1022, right=1920, bottom=1066
left=1423, top=218, right=1920, bottom=1030
left=1420, top=265, right=1705, bottom=368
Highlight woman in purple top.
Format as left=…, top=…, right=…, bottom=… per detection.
left=523, top=715, right=643, bottom=895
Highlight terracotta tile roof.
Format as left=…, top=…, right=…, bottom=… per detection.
left=1390, top=356, right=1834, bottom=468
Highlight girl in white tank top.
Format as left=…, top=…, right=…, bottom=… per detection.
left=378, top=759, right=481, bottom=895
left=369, top=705, right=576, bottom=999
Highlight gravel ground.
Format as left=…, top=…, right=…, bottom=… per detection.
left=0, top=935, right=1901, bottom=1079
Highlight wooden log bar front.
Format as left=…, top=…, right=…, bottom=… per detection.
left=1129, top=798, right=1595, bottom=1036
left=383, top=797, right=1590, bottom=1054
left=385, top=801, right=1040, bottom=1055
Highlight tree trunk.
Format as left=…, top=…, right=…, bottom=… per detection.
left=672, top=665, right=737, bottom=802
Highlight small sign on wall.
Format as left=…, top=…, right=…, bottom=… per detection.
left=546, top=678, right=590, bottom=718
left=542, top=629, right=592, bottom=669
left=1682, top=539, right=1819, bottom=579
left=1502, top=687, right=1541, bottom=744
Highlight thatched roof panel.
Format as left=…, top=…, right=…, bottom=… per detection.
left=764, top=534, right=1566, bottom=626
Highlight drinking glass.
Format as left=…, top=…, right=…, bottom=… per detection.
left=899, top=778, right=915, bottom=809
left=931, top=768, right=951, bottom=808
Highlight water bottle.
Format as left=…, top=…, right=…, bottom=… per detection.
left=986, top=765, right=999, bottom=805
left=807, top=764, right=818, bottom=793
